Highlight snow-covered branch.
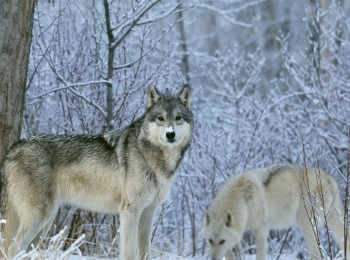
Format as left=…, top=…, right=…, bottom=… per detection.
left=26, top=80, right=112, bottom=103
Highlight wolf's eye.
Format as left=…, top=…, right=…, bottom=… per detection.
left=175, top=115, right=182, bottom=121
left=158, top=116, right=164, bottom=121
left=219, top=239, right=225, bottom=245
left=208, top=239, right=213, bottom=244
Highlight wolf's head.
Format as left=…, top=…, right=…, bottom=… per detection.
left=201, top=211, right=241, bottom=260
left=143, top=85, right=193, bottom=147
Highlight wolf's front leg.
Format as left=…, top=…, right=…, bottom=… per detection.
left=138, top=204, right=157, bottom=260
left=225, top=250, right=237, bottom=260
left=120, top=207, right=142, bottom=260
left=254, top=227, right=269, bottom=260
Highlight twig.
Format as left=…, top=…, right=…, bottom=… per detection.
left=275, top=228, right=292, bottom=260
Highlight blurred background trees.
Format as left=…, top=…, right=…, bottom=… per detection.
left=5, top=0, right=350, bottom=258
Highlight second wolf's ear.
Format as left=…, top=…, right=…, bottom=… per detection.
left=224, top=211, right=234, bottom=228
left=177, top=84, right=191, bottom=109
left=204, top=210, right=214, bottom=227
left=147, top=87, right=162, bottom=108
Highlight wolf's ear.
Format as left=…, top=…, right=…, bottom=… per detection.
left=147, top=87, right=162, bottom=108
left=204, top=210, right=213, bottom=227
left=177, top=84, right=191, bottom=109
left=223, top=211, right=234, bottom=228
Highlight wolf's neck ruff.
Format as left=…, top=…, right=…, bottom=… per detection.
left=137, top=136, right=189, bottom=179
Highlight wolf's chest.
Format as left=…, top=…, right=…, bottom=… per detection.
left=152, top=174, right=175, bottom=205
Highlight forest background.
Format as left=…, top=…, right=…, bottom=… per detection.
left=1, top=0, right=350, bottom=259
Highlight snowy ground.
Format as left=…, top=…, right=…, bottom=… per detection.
left=8, top=233, right=301, bottom=260
left=0, top=227, right=312, bottom=260
left=6, top=233, right=301, bottom=260
left=67, top=254, right=299, bottom=260
left=2, top=224, right=338, bottom=260
left=12, top=249, right=300, bottom=260
left=13, top=251, right=300, bottom=260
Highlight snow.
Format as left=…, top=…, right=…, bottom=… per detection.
left=11, top=248, right=300, bottom=260
left=66, top=253, right=298, bottom=260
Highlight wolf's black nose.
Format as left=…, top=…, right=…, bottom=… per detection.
left=166, top=131, right=175, bottom=140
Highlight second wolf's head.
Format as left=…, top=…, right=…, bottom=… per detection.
left=143, top=85, right=193, bottom=148
left=201, top=211, right=241, bottom=260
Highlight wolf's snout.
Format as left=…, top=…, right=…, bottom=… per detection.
left=166, top=131, right=176, bottom=141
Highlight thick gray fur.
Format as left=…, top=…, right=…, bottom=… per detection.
left=0, top=85, right=193, bottom=260
left=263, top=164, right=295, bottom=185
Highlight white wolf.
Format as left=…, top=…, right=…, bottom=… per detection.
left=201, top=165, right=347, bottom=260
left=0, top=85, right=193, bottom=259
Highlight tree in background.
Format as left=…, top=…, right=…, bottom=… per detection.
left=0, top=0, right=35, bottom=166
left=24, top=0, right=197, bottom=136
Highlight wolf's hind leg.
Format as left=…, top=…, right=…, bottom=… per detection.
left=28, top=214, right=56, bottom=251
left=8, top=219, right=44, bottom=258
left=296, top=211, right=321, bottom=260
left=8, top=209, right=55, bottom=258
left=327, top=193, right=350, bottom=256
left=0, top=202, right=19, bottom=258
left=254, top=226, right=268, bottom=260
left=3, top=201, right=19, bottom=248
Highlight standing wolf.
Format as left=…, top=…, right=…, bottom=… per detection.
left=202, top=165, right=347, bottom=260
left=0, top=85, right=193, bottom=259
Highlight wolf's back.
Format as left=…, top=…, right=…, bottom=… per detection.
left=0, top=134, right=118, bottom=216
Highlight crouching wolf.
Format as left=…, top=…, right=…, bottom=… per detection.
left=202, top=165, right=348, bottom=260
left=0, top=85, right=193, bottom=259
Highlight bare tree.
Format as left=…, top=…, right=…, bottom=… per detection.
left=0, top=0, right=36, bottom=166
left=26, top=0, right=197, bottom=134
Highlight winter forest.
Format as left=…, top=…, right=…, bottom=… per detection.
left=3, top=0, right=350, bottom=259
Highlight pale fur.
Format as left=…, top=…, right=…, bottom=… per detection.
left=202, top=165, right=348, bottom=260
left=1, top=85, right=193, bottom=260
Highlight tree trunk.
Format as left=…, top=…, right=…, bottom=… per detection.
left=103, top=0, right=115, bottom=132
left=178, top=9, right=190, bottom=83
left=0, top=0, right=36, bottom=166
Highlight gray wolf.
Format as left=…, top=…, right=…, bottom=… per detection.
left=202, top=165, right=347, bottom=260
left=0, top=85, right=193, bottom=260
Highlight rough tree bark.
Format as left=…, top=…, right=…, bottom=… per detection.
left=0, top=0, right=36, bottom=166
